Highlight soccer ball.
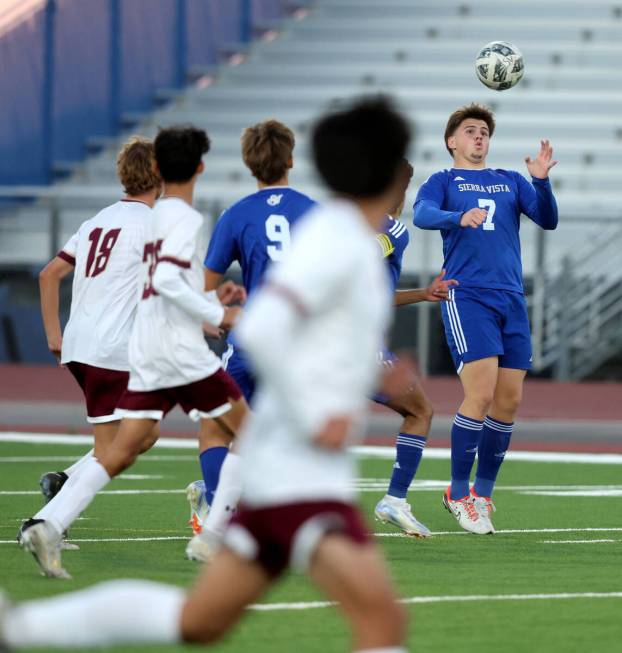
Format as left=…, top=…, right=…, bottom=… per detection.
left=475, top=41, right=524, bottom=91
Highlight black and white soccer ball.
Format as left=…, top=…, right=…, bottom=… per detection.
left=475, top=41, right=524, bottom=91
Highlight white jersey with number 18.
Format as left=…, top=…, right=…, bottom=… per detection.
left=60, top=200, right=150, bottom=371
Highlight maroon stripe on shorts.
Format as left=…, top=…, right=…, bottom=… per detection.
left=158, top=256, right=191, bottom=269
left=57, top=251, right=76, bottom=266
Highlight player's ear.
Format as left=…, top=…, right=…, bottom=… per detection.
left=446, top=136, right=456, bottom=151
left=287, top=156, right=293, bottom=170
left=197, top=160, right=205, bottom=175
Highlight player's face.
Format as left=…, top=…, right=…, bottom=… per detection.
left=448, top=119, right=490, bottom=164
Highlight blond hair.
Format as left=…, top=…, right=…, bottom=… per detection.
left=241, top=120, right=295, bottom=185
left=116, top=136, right=160, bottom=196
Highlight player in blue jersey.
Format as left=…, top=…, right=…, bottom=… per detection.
left=414, top=103, right=558, bottom=534
left=374, top=160, right=458, bottom=538
left=185, top=120, right=315, bottom=541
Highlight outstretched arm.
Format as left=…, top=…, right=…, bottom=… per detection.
left=39, top=257, right=75, bottom=363
left=394, top=269, right=459, bottom=306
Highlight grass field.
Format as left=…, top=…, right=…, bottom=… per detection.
left=1, top=436, right=621, bottom=652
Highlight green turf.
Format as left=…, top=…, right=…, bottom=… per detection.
left=1, top=441, right=621, bottom=652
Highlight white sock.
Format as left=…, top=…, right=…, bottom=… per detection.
left=63, top=449, right=94, bottom=476
left=201, top=452, right=243, bottom=537
left=4, top=580, right=184, bottom=648
left=34, top=458, right=111, bottom=533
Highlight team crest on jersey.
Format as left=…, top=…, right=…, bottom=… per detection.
left=454, top=176, right=465, bottom=181
left=267, top=194, right=283, bottom=206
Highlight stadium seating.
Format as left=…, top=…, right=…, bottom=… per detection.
left=1, top=0, right=621, bottom=377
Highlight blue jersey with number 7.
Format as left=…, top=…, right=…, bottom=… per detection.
left=414, top=168, right=558, bottom=294
left=204, top=187, right=316, bottom=295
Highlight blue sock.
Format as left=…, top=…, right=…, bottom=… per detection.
left=387, top=433, right=427, bottom=499
left=450, top=413, right=484, bottom=500
left=199, top=446, right=228, bottom=505
left=474, top=416, right=513, bottom=497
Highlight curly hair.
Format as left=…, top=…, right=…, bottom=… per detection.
left=116, top=137, right=160, bottom=196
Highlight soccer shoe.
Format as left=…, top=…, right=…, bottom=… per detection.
left=19, top=520, right=71, bottom=579
left=186, top=480, right=209, bottom=535
left=374, top=496, right=432, bottom=538
left=442, top=487, right=492, bottom=535
left=185, top=525, right=223, bottom=563
left=39, top=471, right=68, bottom=503
left=470, top=488, right=496, bottom=533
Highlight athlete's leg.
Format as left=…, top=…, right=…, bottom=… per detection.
left=180, top=548, right=272, bottom=644
left=197, top=396, right=248, bottom=539
left=446, top=357, right=498, bottom=501
left=21, top=419, right=158, bottom=577
left=473, top=367, right=524, bottom=498
left=385, top=383, right=433, bottom=497
left=309, top=535, right=408, bottom=651
left=374, top=384, right=433, bottom=537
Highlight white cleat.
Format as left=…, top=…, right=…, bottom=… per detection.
left=374, top=496, right=432, bottom=538
left=186, top=480, right=210, bottom=535
left=470, top=489, right=496, bottom=533
left=442, top=487, right=493, bottom=535
left=20, top=521, right=71, bottom=579
left=185, top=528, right=220, bottom=563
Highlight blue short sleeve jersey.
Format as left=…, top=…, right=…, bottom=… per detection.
left=204, top=187, right=315, bottom=402
left=414, top=168, right=558, bottom=294
left=204, top=187, right=316, bottom=296
left=377, top=216, right=409, bottom=293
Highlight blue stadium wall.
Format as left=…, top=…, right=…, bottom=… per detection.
left=0, top=0, right=289, bottom=185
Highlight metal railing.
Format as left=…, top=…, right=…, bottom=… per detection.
left=530, top=221, right=622, bottom=380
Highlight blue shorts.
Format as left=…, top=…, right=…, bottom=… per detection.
left=440, top=287, right=532, bottom=373
left=222, top=344, right=256, bottom=404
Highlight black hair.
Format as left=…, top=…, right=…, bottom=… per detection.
left=311, top=96, right=411, bottom=197
left=154, top=125, right=210, bottom=183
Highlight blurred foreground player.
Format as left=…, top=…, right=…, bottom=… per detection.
left=35, top=137, right=160, bottom=523
left=18, top=126, right=247, bottom=579
left=186, top=119, right=316, bottom=537
left=2, top=97, right=412, bottom=653
left=414, top=103, right=558, bottom=533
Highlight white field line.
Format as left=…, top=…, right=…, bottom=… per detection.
left=4, top=483, right=622, bottom=497
left=3, top=527, right=622, bottom=545
left=1, top=432, right=622, bottom=465
left=541, top=539, right=619, bottom=544
left=248, top=592, right=622, bottom=612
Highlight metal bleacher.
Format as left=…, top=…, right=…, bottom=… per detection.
left=2, top=0, right=622, bottom=377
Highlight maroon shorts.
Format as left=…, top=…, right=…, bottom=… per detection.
left=66, top=362, right=129, bottom=424
left=115, top=368, right=242, bottom=421
left=224, top=500, right=371, bottom=578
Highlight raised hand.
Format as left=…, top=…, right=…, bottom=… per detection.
left=524, top=139, right=558, bottom=179
left=423, top=269, right=459, bottom=302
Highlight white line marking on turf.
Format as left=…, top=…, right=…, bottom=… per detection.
left=540, top=539, right=618, bottom=544
left=2, top=432, right=622, bottom=465
left=248, top=592, right=622, bottom=611
left=0, top=489, right=184, bottom=496
left=0, top=455, right=196, bottom=463
left=3, top=527, right=622, bottom=545
left=520, top=490, right=622, bottom=497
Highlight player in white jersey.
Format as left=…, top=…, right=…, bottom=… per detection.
left=18, top=126, right=248, bottom=579
left=35, top=137, right=161, bottom=511
left=1, top=98, right=412, bottom=653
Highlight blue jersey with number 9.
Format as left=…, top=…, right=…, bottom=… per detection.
left=204, top=187, right=316, bottom=295
left=414, top=168, right=557, bottom=294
